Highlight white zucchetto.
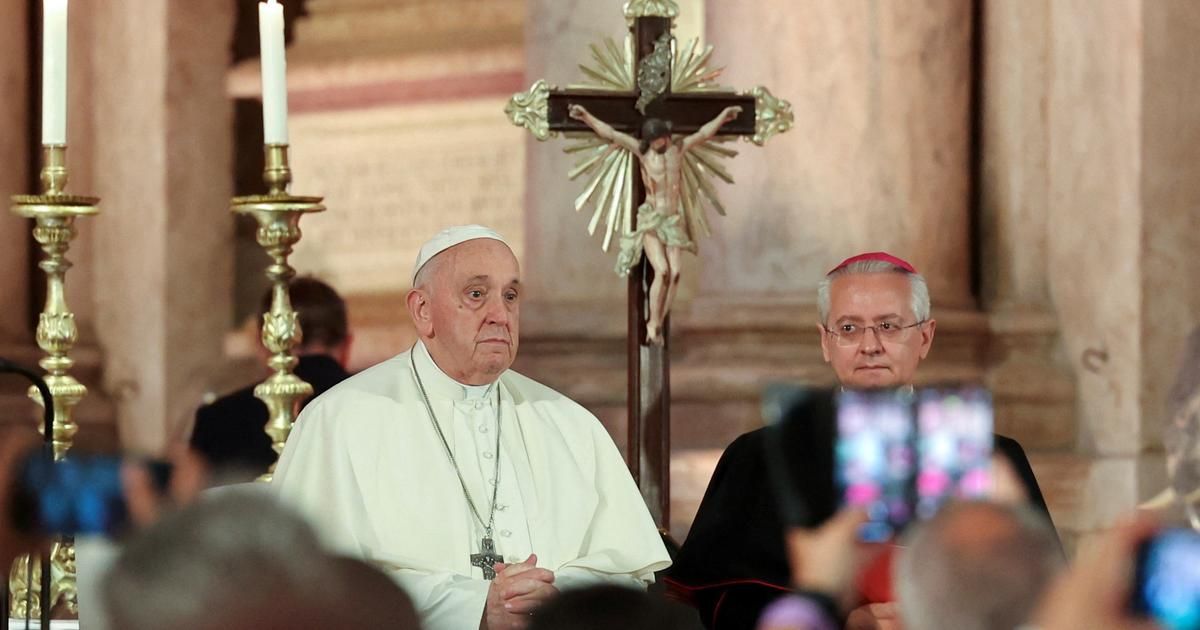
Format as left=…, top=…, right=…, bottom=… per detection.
left=411, top=225, right=509, bottom=284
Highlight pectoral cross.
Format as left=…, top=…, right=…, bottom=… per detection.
left=470, top=536, right=504, bottom=580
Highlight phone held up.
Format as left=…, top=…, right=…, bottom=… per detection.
left=1131, top=528, right=1200, bottom=630
left=762, top=384, right=993, bottom=543
left=8, top=450, right=171, bottom=537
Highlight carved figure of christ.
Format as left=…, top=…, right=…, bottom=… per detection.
left=568, top=103, right=743, bottom=344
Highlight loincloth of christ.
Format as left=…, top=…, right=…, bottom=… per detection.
left=615, top=203, right=698, bottom=277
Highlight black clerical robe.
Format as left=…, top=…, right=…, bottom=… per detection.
left=662, top=427, right=1055, bottom=630
left=190, top=354, right=350, bottom=481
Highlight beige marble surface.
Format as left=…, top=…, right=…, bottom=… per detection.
left=293, top=0, right=524, bottom=62
left=1139, top=0, right=1200, bottom=452
left=972, top=0, right=1200, bottom=541
left=0, top=0, right=28, bottom=342
left=521, top=0, right=635, bottom=321
left=699, top=0, right=973, bottom=309
left=287, top=99, right=527, bottom=297
left=979, top=0, right=1051, bottom=310
left=1046, top=0, right=1143, bottom=458
left=89, top=2, right=235, bottom=454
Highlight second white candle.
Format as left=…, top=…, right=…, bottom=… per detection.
left=258, top=0, right=289, bottom=145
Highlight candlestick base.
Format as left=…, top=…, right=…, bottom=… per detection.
left=8, top=543, right=76, bottom=619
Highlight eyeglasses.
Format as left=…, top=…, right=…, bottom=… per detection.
left=824, top=320, right=926, bottom=347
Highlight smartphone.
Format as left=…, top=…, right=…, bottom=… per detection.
left=835, top=389, right=917, bottom=542
left=761, top=385, right=839, bottom=528
left=9, top=452, right=171, bottom=536
left=1132, top=528, right=1200, bottom=630
left=914, top=387, right=993, bottom=520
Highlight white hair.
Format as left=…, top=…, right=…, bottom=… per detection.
left=816, top=260, right=930, bottom=325
left=895, top=501, right=1064, bottom=630
left=412, top=252, right=442, bottom=292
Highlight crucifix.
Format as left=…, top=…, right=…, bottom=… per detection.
left=469, top=537, right=505, bottom=581
left=506, top=0, right=792, bottom=528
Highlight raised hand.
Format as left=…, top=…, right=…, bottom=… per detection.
left=1035, top=515, right=1162, bottom=630
left=568, top=104, right=589, bottom=121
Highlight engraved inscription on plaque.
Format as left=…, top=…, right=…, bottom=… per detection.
left=288, top=99, right=526, bottom=295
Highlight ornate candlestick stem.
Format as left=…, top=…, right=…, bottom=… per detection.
left=232, top=144, right=325, bottom=482
left=15, top=145, right=96, bottom=458
left=8, top=144, right=99, bottom=618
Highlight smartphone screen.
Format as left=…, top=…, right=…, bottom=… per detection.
left=11, top=453, right=168, bottom=536
left=1133, top=529, right=1200, bottom=630
left=836, top=389, right=916, bottom=542
left=915, top=387, right=993, bottom=520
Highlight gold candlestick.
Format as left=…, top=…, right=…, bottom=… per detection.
left=232, top=144, right=325, bottom=482
left=7, top=144, right=98, bottom=617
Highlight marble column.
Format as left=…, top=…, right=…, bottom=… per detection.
left=978, top=0, right=1075, bottom=456
left=1139, top=0, right=1200, bottom=455
left=697, top=0, right=974, bottom=310
left=1024, top=0, right=1200, bottom=549
left=0, top=0, right=28, bottom=344
left=90, top=2, right=235, bottom=454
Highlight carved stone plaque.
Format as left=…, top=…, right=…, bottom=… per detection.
left=288, top=98, right=526, bottom=294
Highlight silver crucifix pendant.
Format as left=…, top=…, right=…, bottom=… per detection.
left=470, top=536, right=505, bottom=580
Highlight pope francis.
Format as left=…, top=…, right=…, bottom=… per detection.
left=271, top=225, right=670, bottom=630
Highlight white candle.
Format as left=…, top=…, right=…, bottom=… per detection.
left=258, top=0, right=289, bottom=144
left=42, top=0, right=68, bottom=145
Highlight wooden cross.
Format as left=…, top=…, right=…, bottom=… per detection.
left=507, top=2, right=790, bottom=530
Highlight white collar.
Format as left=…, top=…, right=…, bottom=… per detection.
left=411, top=341, right=500, bottom=401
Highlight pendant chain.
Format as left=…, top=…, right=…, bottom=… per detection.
left=410, top=348, right=503, bottom=538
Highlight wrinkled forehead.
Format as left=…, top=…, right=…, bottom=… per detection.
left=437, top=239, right=520, bottom=285
left=827, top=272, right=914, bottom=320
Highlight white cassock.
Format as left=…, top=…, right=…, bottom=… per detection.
left=271, top=341, right=671, bottom=629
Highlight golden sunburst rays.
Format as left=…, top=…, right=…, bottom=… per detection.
left=571, top=34, right=727, bottom=95
left=571, top=37, right=636, bottom=92
left=681, top=138, right=738, bottom=240
left=672, top=38, right=727, bottom=94
left=566, top=135, right=635, bottom=252
left=564, top=33, right=739, bottom=253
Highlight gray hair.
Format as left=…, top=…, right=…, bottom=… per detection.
left=103, top=494, right=417, bottom=630
left=895, top=501, right=1064, bottom=630
left=816, top=260, right=930, bottom=325
left=412, top=253, right=443, bottom=292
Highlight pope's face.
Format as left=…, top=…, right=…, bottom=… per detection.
left=422, top=239, right=520, bottom=385
left=819, top=272, right=935, bottom=389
